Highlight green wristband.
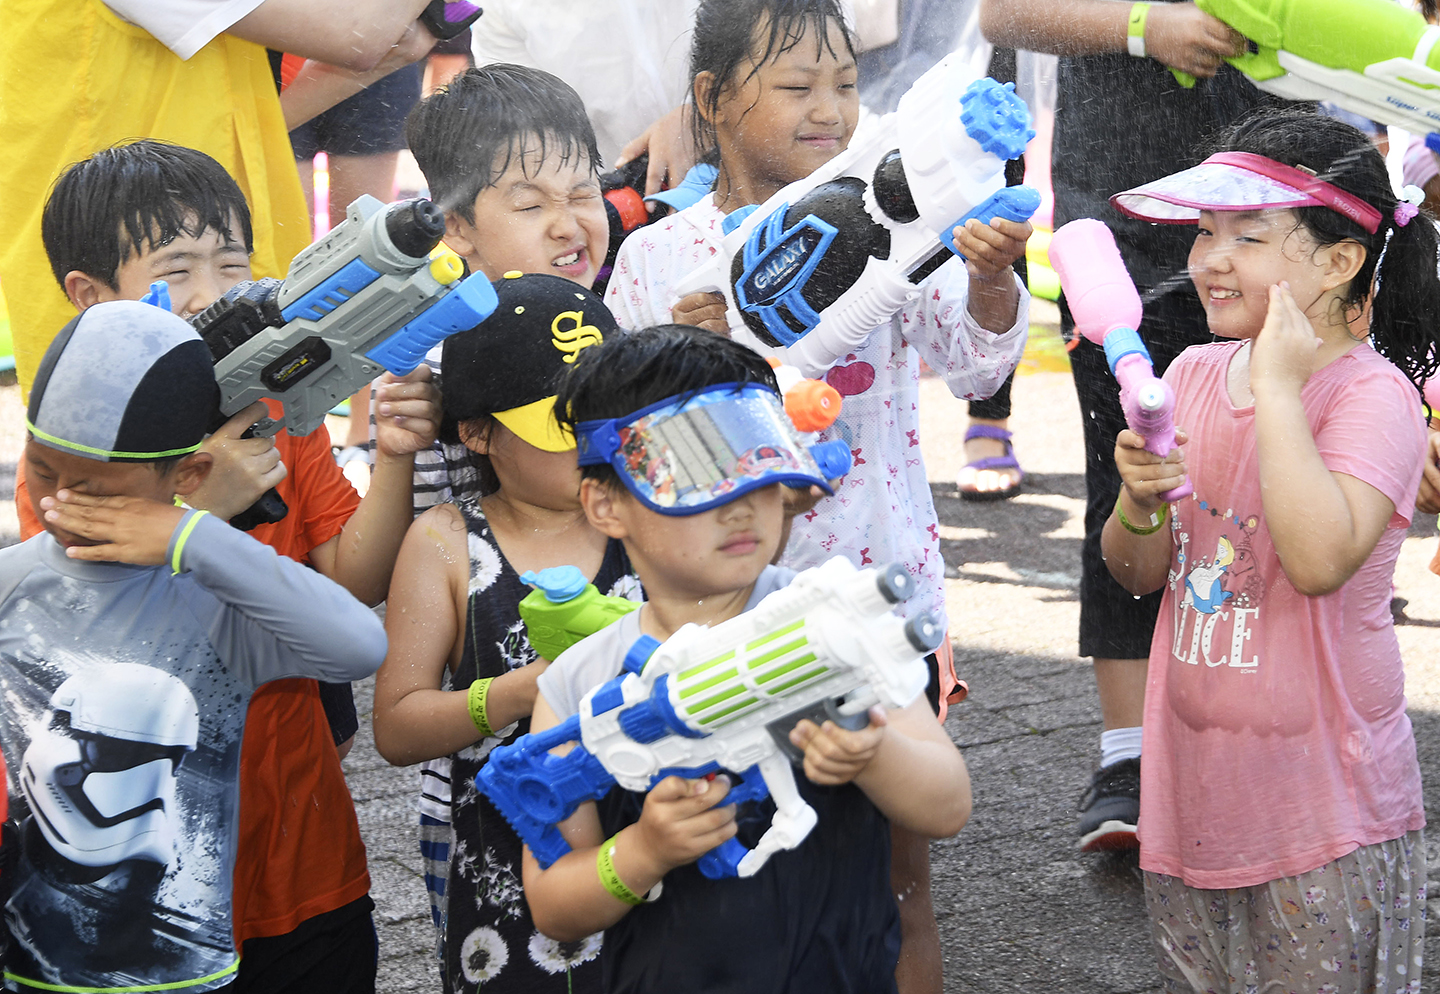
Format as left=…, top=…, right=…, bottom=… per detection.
left=596, top=834, right=646, bottom=906
left=1127, top=2, right=1150, bottom=58
left=1115, top=492, right=1168, bottom=535
left=467, top=677, right=495, bottom=738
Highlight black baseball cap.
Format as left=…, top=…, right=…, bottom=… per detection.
left=441, top=272, right=617, bottom=452
left=27, top=300, right=219, bottom=462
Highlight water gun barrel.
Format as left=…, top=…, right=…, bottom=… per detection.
left=1048, top=219, right=1142, bottom=347
left=1050, top=220, right=1191, bottom=501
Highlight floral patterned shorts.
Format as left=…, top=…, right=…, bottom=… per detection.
left=1144, top=830, right=1426, bottom=994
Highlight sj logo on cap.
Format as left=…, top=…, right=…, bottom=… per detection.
left=552, top=311, right=604, bottom=364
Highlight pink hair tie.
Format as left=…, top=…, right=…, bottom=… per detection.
left=1395, top=185, right=1425, bottom=227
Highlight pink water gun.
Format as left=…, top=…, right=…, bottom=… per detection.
left=1049, top=219, right=1192, bottom=501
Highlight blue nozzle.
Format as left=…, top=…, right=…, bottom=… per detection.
left=809, top=439, right=853, bottom=481
left=141, top=280, right=172, bottom=312
left=959, top=79, right=1036, bottom=161
left=520, top=565, right=588, bottom=604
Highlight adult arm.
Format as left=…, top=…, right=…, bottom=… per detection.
left=372, top=504, right=552, bottom=765
left=977, top=0, right=1245, bottom=78
left=230, top=0, right=434, bottom=71
left=280, top=23, right=436, bottom=129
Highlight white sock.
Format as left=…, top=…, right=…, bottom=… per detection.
left=1100, top=726, right=1142, bottom=769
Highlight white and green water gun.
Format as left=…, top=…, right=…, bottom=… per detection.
left=1174, top=0, right=1440, bottom=140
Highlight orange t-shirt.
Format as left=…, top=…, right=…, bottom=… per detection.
left=16, top=414, right=371, bottom=944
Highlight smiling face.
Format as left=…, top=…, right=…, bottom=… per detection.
left=445, top=146, right=608, bottom=289
left=1187, top=209, right=1343, bottom=339
left=705, top=15, right=859, bottom=205
left=102, top=214, right=252, bottom=319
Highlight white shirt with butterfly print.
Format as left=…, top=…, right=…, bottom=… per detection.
left=605, top=194, right=1029, bottom=626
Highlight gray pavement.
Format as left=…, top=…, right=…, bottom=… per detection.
left=1, top=335, right=1438, bottom=992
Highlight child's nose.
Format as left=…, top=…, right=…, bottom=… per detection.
left=179, top=272, right=225, bottom=317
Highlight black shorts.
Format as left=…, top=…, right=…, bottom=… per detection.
left=290, top=64, right=423, bottom=159
left=233, top=894, right=376, bottom=994
left=1066, top=283, right=1210, bottom=660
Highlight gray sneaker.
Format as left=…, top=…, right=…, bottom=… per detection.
left=1077, top=757, right=1140, bottom=852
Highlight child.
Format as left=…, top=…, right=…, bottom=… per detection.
left=402, top=63, right=610, bottom=514
left=25, top=139, right=441, bottom=993
left=374, top=274, right=640, bottom=993
left=603, top=2, right=1029, bottom=987
left=1102, top=110, right=1438, bottom=992
left=521, top=324, right=970, bottom=992
left=0, top=301, right=387, bottom=993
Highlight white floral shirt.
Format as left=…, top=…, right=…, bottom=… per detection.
left=606, top=195, right=1029, bottom=625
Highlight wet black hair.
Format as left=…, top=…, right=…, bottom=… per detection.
left=1220, top=109, right=1440, bottom=396
left=439, top=411, right=502, bottom=497
left=688, top=0, right=856, bottom=165
left=41, top=140, right=254, bottom=290
left=555, top=324, right=780, bottom=487
left=405, top=64, right=602, bottom=224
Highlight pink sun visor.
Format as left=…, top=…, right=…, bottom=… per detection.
left=1110, top=152, right=1381, bottom=234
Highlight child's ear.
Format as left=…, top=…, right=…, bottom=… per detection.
left=442, top=212, right=478, bottom=263
left=692, top=71, right=718, bottom=128
left=1321, top=239, right=1367, bottom=292
left=170, top=451, right=213, bottom=499
left=579, top=477, right=629, bottom=540
left=63, top=271, right=116, bottom=311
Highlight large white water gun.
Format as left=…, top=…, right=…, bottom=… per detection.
left=476, top=556, right=941, bottom=879
left=1049, top=219, right=1192, bottom=501
left=673, top=52, right=1039, bottom=374
left=1176, top=0, right=1440, bottom=143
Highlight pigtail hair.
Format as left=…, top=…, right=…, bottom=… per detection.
left=1370, top=212, right=1440, bottom=399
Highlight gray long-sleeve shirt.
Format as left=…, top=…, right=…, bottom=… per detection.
left=0, top=510, right=385, bottom=993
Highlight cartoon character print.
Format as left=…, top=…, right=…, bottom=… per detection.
left=1171, top=508, right=1261, bottom=614
left=1179, top=537, right=1236, bottom=615
left=1169, top=502, right=1264, bottom=670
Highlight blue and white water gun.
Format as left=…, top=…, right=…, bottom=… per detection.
left=187, top=195, right=498, bottom=438
left=476, top=556, right=941, bottom=879
left=673, top=53, right=1039, bottom=372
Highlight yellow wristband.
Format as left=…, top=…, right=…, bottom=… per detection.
left=467, top=677, right=495, bottom=738
left=1127, top=2, right=1150, bottom=58
left=1115, top=492, right=1168, bottom=535
left=596, top=834, right=646, bottom=906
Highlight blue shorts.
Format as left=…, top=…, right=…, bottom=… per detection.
left=290, top=63, right=423, bottom=159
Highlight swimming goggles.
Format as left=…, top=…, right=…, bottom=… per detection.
left=575, top=383, right=851, bottom=515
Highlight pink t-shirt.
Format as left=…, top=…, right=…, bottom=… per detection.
left=606, top=196, right=1029, bottom=624
left=1140, top=340, right=1426, bottom=889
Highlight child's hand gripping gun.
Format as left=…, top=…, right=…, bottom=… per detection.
left=477, top=556, right=941, bottom=880
left=1049, top=219, right=1192, bottom=501
left=673, top=53, right=1039, bottom=374
left=181, top=196, right=498, bottom=527
left=1174, top=0, right=1440, bottom=144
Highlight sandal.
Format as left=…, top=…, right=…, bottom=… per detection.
left=956, top=424, right=1023, bottom=501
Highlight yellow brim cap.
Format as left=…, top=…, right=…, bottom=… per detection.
left=493, top=395, right=575, bottom=453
